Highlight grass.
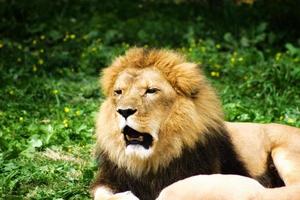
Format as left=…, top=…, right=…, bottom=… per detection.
left=0, top=72, right=98, bottom=199
left=1, top=0, right=300, bottom=199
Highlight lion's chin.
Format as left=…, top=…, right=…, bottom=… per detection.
left=125, top=144, right=154, bottom=159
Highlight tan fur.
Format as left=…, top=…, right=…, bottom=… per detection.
left=95, top=48, right=300, bottom=199
left=225, top=122, right=271, bottom=177
left=156, top=122, right=300, bottom=200
left=157, top=174, right=300, bottom=200
left=96, top=48, right=223, bottom=176
left=156, top=174, right=265, bottom=200
left=226, top=122, right=300, bottom=185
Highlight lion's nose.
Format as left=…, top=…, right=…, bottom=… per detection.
left=117, top=108, right=137, bottom=119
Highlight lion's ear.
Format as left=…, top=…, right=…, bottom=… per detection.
left=100, top=68, right=111, bottom=96
left=168, top=62, right=204, bottom=97
left=100, top=62, right=121, bottom=96
left=100, top=48, right=143, bottom=96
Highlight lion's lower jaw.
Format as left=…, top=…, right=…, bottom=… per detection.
left=125, top=144, right=154, bottom=159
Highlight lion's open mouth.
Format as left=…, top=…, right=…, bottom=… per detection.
left=122, top=126, right=153, bottom=149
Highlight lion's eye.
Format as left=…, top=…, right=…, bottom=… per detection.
left=114, top=89, right=122, bottom=95
left=145, top=88, right=159, bottom=94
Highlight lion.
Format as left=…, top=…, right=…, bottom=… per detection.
left=91, top=48, right=300, bottom=200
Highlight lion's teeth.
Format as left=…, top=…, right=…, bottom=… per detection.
left=125, top=135, right=131, bottom=141
left=137, top=136, right=143, bottom=142
left=125, top=134, right=144, bottom=142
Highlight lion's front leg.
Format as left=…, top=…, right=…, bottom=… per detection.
left=156, top=174, right=265, bottom=200
left=93, top=186, right=139, bottom=200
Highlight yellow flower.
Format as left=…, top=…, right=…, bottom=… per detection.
left=210, top=71, right=220, bottom=77
left=75, top=110, right=81, bottom=116
left=230, top=57, right=235, bottom=64
left=19, top=117, right=24, bottom=122
left=64, top=107, right=70, bottom=113
left=38, top=59, right=44, bottom=65
left=70, top=34, right=76, bottom=39
left=63, top=119, right=69, bottom=127
left=275, top=52, right=281, bottom=61
left=32, top=65, right=37, bottom=72
left=52, top=89, right=58, bottom=95
left=279, top=116, right=284, bottom=120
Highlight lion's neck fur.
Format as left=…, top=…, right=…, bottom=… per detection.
left=93, top=125, right=249, bottom=200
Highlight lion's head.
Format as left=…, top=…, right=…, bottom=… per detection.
left=96, top=48, right=224, bottom=176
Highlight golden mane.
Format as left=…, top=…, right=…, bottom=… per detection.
left=96, top=48, right=225, bottom=175
left=101, top=48, right=206, bottom=97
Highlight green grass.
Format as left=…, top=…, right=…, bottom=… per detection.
left=1, top=0, right=300, bottom=199
left=0, top=72, right=98, bottom=199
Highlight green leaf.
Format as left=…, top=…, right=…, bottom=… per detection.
left=49, top=30, right=62, bottom=41
left=29, top=135, right=43, bottom=148
left=240, top=37, right=249, bottom=47
left=285, top=43, right=299, bottom=55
